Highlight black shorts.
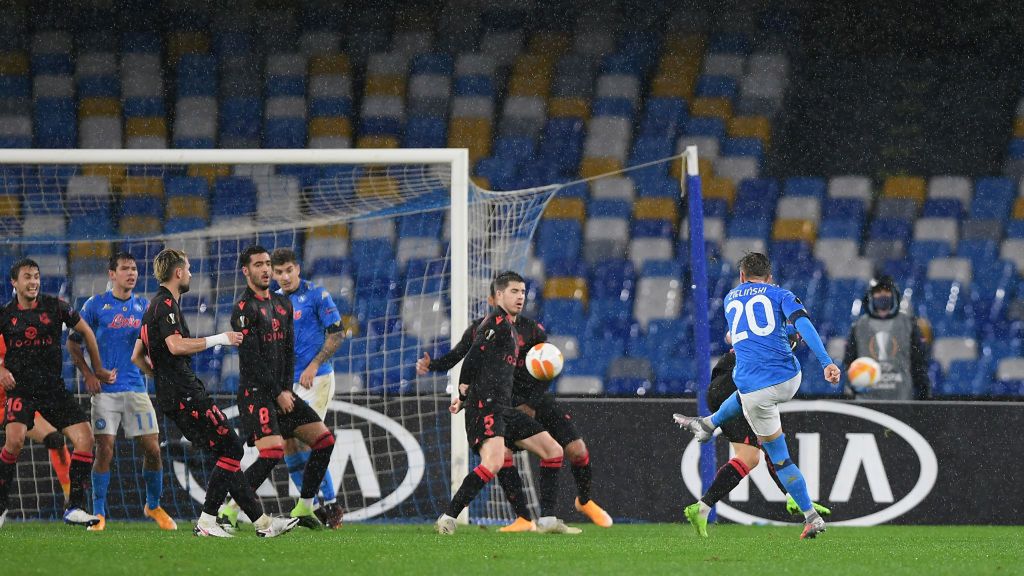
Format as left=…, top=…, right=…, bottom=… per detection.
left=166, top=396, right=243, bottom=456
left=707, top=371, right=758, bottom=446
left=531, top=394, right=582, bottom=446
left=465, top=399, right=545, bottom=452
left=3, top=388, right=88, bottom=432
left=238, top=391, right=321, bottom=446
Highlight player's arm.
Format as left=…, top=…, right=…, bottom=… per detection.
left=781, top=293, right=839, bottom=383
left=70, top=311, right=117, bottom=393
left=420, top=323, right=475, bottom=376
left=909, top=319, right=932, bottom=400
left=0, top=334, right=14, bottom=390
left=299, top=288, right=345, bottom=388
left=67, top=298, right=105, bottom=393
left=131, top=338, right=155, bottom=378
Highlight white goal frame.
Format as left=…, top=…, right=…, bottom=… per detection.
left=0, top=147, right=473, bottom=517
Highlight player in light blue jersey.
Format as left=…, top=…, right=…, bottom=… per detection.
left=270, top=248, right=345, bottom=528
left=675, top=253, right=840, bottom=540
left=68, top=252, right=176, bottom=531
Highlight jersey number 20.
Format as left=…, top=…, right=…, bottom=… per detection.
left=726, top=294, right=776, bottom=344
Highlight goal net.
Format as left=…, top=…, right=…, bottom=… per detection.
left=0, top=149, right=556, bottom=524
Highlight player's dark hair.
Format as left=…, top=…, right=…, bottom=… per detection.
left=239, top=245, right=270, bottom=268
left=153, top=248, right=188, bottom=283
left=493, top=271, right=525, bottom=292
left=488, top=280, right=497, bottom=297
left=738, top=252, right=772, bottom=279
left=108, top=251, right=135, bottom=271
left=270, top=247, right=299, bottom=267
left=9, top=258, right=39, bottom=281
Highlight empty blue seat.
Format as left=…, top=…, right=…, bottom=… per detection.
left=214, top=32, right=251, bottom=58
left=1005, top=220, right=1024, bottom=238
left=165, top=218, right=205, bottom=233
left=536, top=219, right=581, bottom=265
left=695, top=75, right=738, bottom=99
left=958, top=239, right=998, bottom=269
left=709, top=33, right=751, bottom=54
left=733, top=178, right=780, bottom=217
left=784, top=177, right=827, bottom=198
left=629, top=136, right=673, bottom=168
left=121, top=197, right=162, bottom=217
left=921, top=198, right=963, bottom=218
left=34, top=98, right=76, bottom=148
left=641, top=260, right=682, bottom=277
left=600, top=53, right=642, bottom=75
left=727, top=216, right=771, bottom=239
left=123, top=97, right=164, bottom=117
left=823, top=198, right=865, bottom=223
left=411, top=53, right=453, bottom=75
left=639, top=97, right=688, bottom=138
left=32, top=54, right=73, bottom=75
left=178, top=54, right=217, bottom=97
left=684, top=116, right=726, bottom=139
left=541, top=298, right=586, bottom=336
left=588, top=199, right=632, bottom=219
left=721, top=137, right=764, bottom=159
left=166, top=176, right=208, bottom=198
left=475, top=157, right=517, bottom=190
left=453, top=75, right=494, bottom=97
left=212, top=177, right=257, bottom=216
left=398, top=213, right=443, bottom=238
left=591, top=97, right=635, bottom=119
left=909, top=240, right=953, bottom=265
left=970, top=177, right=1015, bottom=219
left=653, top=356, right=698, bottom=395
left=0, top=77, right=30, bottom=99
left=582, top=336, right=625, bottom=376
left=870, top=218, right=912, bottom=241
left=493, top=136, right=534, bottom=163
left=309, top=97, right=353, bottom=118
left=77, top=76, right=119, bottom=98
left=122, top=32, right=161, bottom=53
left=590, top=259, right=635, bottom=300
left=220, top=97, right=261, bottom=139
left=264, top=118, right=306, bottom=148
left=265, top=75, right=306, bottom=97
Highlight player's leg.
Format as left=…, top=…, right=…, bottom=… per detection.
left=289, top=373, right=338, bottom=510
left=685, top=441, right=760, bottom=537
left=87, top=392, right=120, bottom=531
left=60, top=420, right=101, bottom=525
left=290, top=419, right=334, bottom=528
left=496, top=449, right=535, bottom=532
left=513, top=430, right=562, bottom=517
left=0, top=396, right=31, bottom=526
left=437, top=435, right=505, bottom=534
left=25, top=414, right=70, bottom=502
left=673, top=391, right=741, bottom=443
left=124, top=392, right=174, bottom=529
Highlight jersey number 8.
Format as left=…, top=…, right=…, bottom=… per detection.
left=726, top=294, right=777, bottom=344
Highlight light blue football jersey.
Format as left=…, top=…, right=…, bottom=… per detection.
left=278, top=280, right=342, bottom=382
left=723, top=282, right=805, bottom=393
left=77, top=291, right=148, bottom=393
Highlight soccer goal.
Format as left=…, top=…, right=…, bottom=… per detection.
left=0, top=148, right=559, bottom=524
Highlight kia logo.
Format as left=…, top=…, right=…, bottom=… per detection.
left=680, top=401, right=938, bottom=526
left=171, top=400, right=426, bottom=521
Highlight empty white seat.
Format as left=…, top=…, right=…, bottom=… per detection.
left=591, top=177, right=635, bottom=200
left=396, top=237, right=442, bottom=264
left=67, top=175, right=111, bottom=198
left=311, top=274, right=349, bottom=301
left=300, top=31, right=341, bottom=56
left=546, top=335, right=580, bottom=360
left=595, top=74, right=640, bottom=102
left=585, top=217, right=629, bottom=242
left=999, top=239, right=1024, bottom=272
left=814, top=238, right=859, bottom=264
left=451, top=96, right=493, bottom=119
left=266, top=53, right=307, bottom=77
left=309, top=75, right=353, bottom=99
left=32, top=30, right=73, bottom=54
left=408, top=74, right=451, bottom=101
left=556, top=375, right=602, bottom=395
left=72, top=273, right=108, bottom=298
left=126, top=135, right=166, bottom=149
left=79, top=117, right=123, bottom=148
left=174, top=97, right=217, bottom=139
left=722, top=238, right=766, bottom=265
left=233, top=164, right=274, bottom=179
left=714, top=156, right=759, bottom=184
left=351, top=219, right=395, bottom=241
left=189, top=314, right=216, bottom=336
left=256, top=175, right=300, bottom=221
left=33, top=75, right=74, bottom=98
left=402, top=294, right=449, bottom=343
left=265, top=96, right=306, bottom=119
left=747, top=52, right=790, bottom=76
left=629, top=238, right=673, bottom=269
left=914, top=217, right=958, bottom=246
left=121, top=53, right=160, bottom=76
left=634, top=277, right=682, bottom=328
left=208, top=215, right=253, bottom=229
left=827, top=337, right=847, bottom=362
left=740, top=72, right=786, bottom=101
left=76, top=52, right=117, bottom=78
left=366, top=52, right=409, bottom=76
left=392, top=31, right=433, bottom=55
left=221, top=354, right=240, bottom=378
left=832, top=256, right=875, bottom=280
left=680, top=217, right=725, bottom=245
left=503, top=96, right=545, bottom=121
left=926, top=257, right=972, bottom=283
left=996, top=358, right=1024, bottom=381
left=927, top=176, right=972, bottom=207
left=676, top=135, right=719, bottom=160
left=704, top=53, right=745, bottom=79
left=0, top=115, right=30, bottom=137
left=22, top=215, right=66, bottom=237
left=361, top=95, right=404, bottom=119
left=480, top=30, right=524, bottom=65
left=308, top=136, right=351, bottom=149
left=121, top=72, right=163, bottom=98
left=584, top=116, right=631, bottom=161
left=932, top=337, right=977, bottom=372
left=829, top=175, right=873, bottom=204
left=179, top=237, right=208, bottom=259
left=454, top=53, right=496, bottom=78
left=305, top=236, right=349, bottom=261
left=776, top=196, right=821, bottom=221
left=573, top=30, right=615, bottom=56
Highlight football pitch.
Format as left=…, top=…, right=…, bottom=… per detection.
left=0, top=522, right=1018, bottom=576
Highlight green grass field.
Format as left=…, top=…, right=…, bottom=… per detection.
left=0, top=522, right=1019, bottom=576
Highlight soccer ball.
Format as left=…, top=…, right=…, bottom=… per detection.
left=848, top=357, right=881, bottom=387
left=525, top=343, right=564, bottom=381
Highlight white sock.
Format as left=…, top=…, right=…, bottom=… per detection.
left=198, top=512, right=217, bottom=525
left=804, top=509, right=821, bottom=523
left=698, top=501, right=712, bottom=519
left=700, top=417, right=716, bottom=432
left=300, top=497, right=314, bottom=510
left=253, top=514, right=271, bottom=530
left=325, top=499, right=336, bottom=505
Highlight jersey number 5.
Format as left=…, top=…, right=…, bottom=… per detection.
left=726, top=294, right=777, bottom=344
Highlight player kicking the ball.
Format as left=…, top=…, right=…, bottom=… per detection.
left=217, top=246, right=336, bottom=531
left=674, top=253, right=840, bottom=540
left=68, top=252, right=176, bottom=531
left=435, top=272, right=579, bottom=535
left=0, top=258, right=115, bottom=528
left=133, top=248, right=297, bottom=538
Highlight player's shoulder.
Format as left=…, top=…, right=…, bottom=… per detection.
left=272, top=292, right=292, bottom=308
left=40, top=293, right=71, bottom=311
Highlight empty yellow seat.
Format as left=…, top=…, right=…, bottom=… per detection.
left=166, top=197, right=208, bottom=219
left=310, top=117, right=352, bottom=138
left=579, top=157, right=622, bottom=179
left=0, top=52, right=29, bottom=75
left=772, top=219, right=817, bottom=243
left=882, top=176, right=926, bottom=204
left=0, top=195, right=18, bottom=217
left=548, top=97, right=589, bottom=119
left=1013, top=197, right=1024, bottom=220
left=341, top=314, right=360, bottom=337
left=187, top=164, right=230, bottom=186
left=122, top=176, right=164, bottom=198
left=356, top=175, right=400, bottom=199
left=543, top=277, right=588, bottom=303
left=448, top=118, right=492, bottom=165
left=79, top=98, right=121, bottom=117
left=702, top=177, right=737, bottom=206
left=634, top=198, right=679, bottom=224
left=126, top=117, right=167, bottom=138
left=508, top=73, right=551, bottom=98
left=356, top=135, right=399, bottom=148
left=544, top=198, right=585, bottom=221
left=364, top=75, right=405, bottom=97
left=70, top=241, right=112, bottom=261
left=690, top=97, right=732, bottom=120
left=471, top=176, right=490, bottom=189
left=663, top=34, right=706, bottom=58
left=650, top=74, right=695, bottom=99
left=167, top=31, right=209, bottom=66
left=728, top=116, right=772, bottom=146
left=309, top=55, right=351, bottom=76
left=82, top=165, right=126, bottom=190
left=529, top=32, right=570, bottom=56
left=671, top=157, right=714, bottom=180
left=120, top=216, right=162, bottom=235
left=513, top=53, right=555, bottom=76
left=309, top=223, right=349, bottom=239
left=1013, top=117, right=1024, bottom=138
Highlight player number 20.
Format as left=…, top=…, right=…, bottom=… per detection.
left=726, top=295, right=776, bottom=344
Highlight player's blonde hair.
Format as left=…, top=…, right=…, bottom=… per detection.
left=154, top=248, right=188, bottom=283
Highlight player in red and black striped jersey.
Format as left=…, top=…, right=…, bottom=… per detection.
left=419, top=285, right=612, bottom=530
left=434, top=272, right=579, bottom=535
left=216, top=246, right=335, bottom=531
left=0, top=258, right=116, bottom=528
left=132, top=248, right=298, bottom=539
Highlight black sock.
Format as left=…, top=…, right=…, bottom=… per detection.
left=570, top=452, right=593, bottom=505
left=0, top=448, right=17, bottom=510
left=244, top=447, right=283, bottom=492
left=301, top=432, right=335, bottom=500
left=538, top=456, right=562, bottom=517
left=701, top=458, right=750, bottom=507
left=497, top=458, right=531, bottom=519
left=445, top=465, right=493, bottom=518
left=229, top=470, right=264, bottom=521
left=68, top=451, right=93, bottom=510
left=203, top=456, right=240, bottom=517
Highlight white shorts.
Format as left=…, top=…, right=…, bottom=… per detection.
left=91, top=391, right=160, bottom=438
left=293, top=372, right=336, bottom=420
left=737, top=372, right=802, bottom=437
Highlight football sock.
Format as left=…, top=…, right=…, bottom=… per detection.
left=244, top=446, right=284, bottom=492
left=763, top=451, right=788, bottom=495
left=710, top=392, right=742, bottom=428
left=701, top=457, right=750, bottom=508
left=43, top=433, right=71, bottom=495
left=228, top=470, right=264, bottom=522
left=762, top=435, right=813, bottom=514
left=284, top=451, right=309, bottom=495
left=301, top=432, right=335, bottom=500
left=0, top=448, right=18, bottom=508
left=68, top=451, right=93, bottom=510
left=570, top=451, right=593, bottom=505
left=204, top=457, right=241, bottom=517
left=142, top=468, right=163, bottom=509
left=91, top=470, right=111, bottom=516
left=538, top=456, right=562, bottom=518
left=497, top=455, right=531, bottom=519
left=445, top=465, right=494, bottom=518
